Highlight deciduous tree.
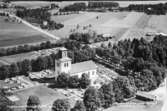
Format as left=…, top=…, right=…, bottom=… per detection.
left=83, top=87, right=101, bottom=111
left=52, top=99, right=70, bottom=111
left=26, top=95, right=41, bottom=111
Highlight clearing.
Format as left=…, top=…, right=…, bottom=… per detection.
left=50, top=11, right=130, bottom=39
left=14, top=85, right=66, bottom=111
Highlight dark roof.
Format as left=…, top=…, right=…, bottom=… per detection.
left=70, top=60, right=97, bottom=74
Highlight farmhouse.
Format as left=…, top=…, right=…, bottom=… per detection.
left=55, top=47, right=98, bottom=85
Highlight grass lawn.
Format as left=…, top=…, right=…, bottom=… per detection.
left=14, top=85, right=66, bottom=111
left=0, top=17, right=51, bottom=47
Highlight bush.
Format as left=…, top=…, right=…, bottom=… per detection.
left=68, top=76, right=80, bottom=88
left=56, top=73, right=70, bottom=88
left=61, top=3, right=86, bottom=12
left=84, top=87, right=101, bottom=111
left=52, top=99, right=70, bottom=111
left=56, top=73, right=91, bottom=89
left=26, top=95, right=41, bottom=111
left=71, top=100, right=86, bottom=111
left=79, top=73, right=91, bottom=89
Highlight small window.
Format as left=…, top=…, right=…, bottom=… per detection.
left=92, top=71, right=94, bottom=75
left=66, top=62, right=68, bottom=67
left=64, top=63, right=66, bottom=67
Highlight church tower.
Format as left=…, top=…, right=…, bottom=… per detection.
left=55, top=48, right=72, bottom=75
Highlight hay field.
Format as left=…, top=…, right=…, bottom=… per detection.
left=119, top=13, right=150, bottom=41
left=51, top=11, right=167, bottom=42
left=50, top=12, right=130, bottom=39
left=147, top=15, right=167, bottom=34
left=12, top=1, right=167, bottom=42
left=101, top=12, right=143, bottom=28
left=51, top=11, right=148, bottom=40
left=0, top=16, right=51, bottom=47
left=120, top=13, right=167, bottom=41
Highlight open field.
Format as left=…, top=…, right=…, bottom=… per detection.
left=14, top=86, right=66, bottom=111
left=50, top=11, right=149, bottom=41
left=11, top=1, right=167, bottom=45
left=0, top=48, right=59, bottom=66
left=50, top=12, right=130, bottom=39
left=13, top=84, right=84, bottom=111
left=0, top=16, right=52, bottom=47
left=147, top=15, right=167, bottom=34
left=50, top=11, right=167, bottom=43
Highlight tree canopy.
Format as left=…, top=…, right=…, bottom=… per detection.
left=52, top=99, right=70, bottom=111
left=83, top=87, right=101, bottom=111
left=26, top=95, right=41, bottom=111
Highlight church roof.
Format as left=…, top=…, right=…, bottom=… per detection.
left=70, top=60, right=97, bottom=74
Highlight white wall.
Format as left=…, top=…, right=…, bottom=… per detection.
left=55, top=60, right=71, bottom=75
left=71, top=69, right=97, bottom=86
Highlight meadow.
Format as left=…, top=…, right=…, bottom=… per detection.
left=14, top=86, right=66, bottom=111
left=50, top=12, right=129, bottom=39
left=50, top=11, right=167, bottom=43
left=0, top=16, right=51, bottom=47
left=11, top=0, right=167, bottom=43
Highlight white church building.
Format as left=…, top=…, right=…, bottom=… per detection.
left=55, top=47, right=98, bottom=85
